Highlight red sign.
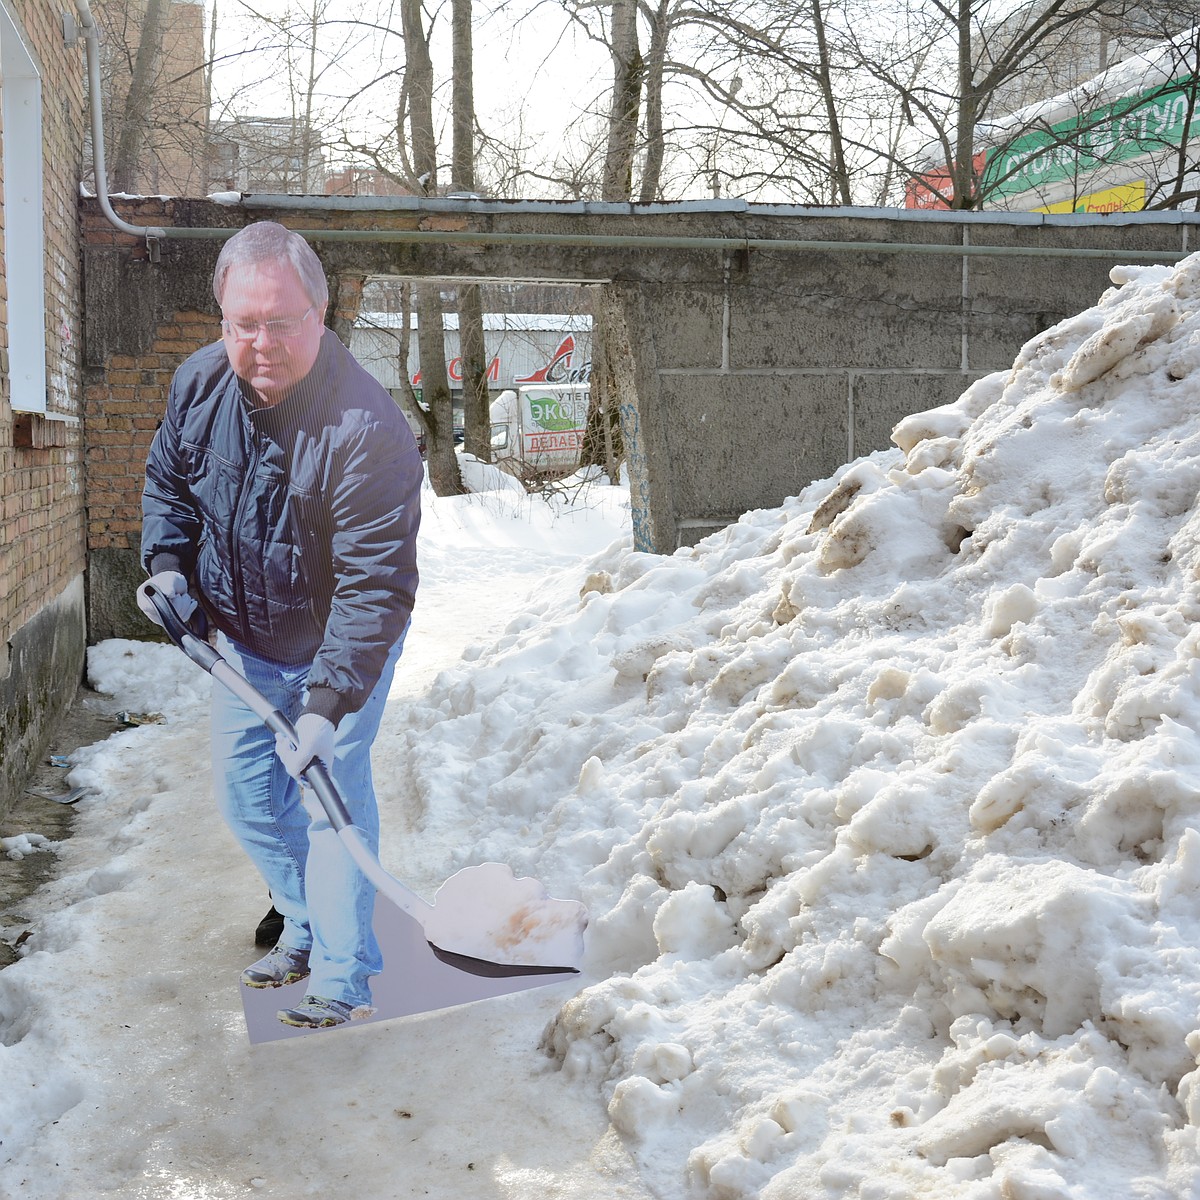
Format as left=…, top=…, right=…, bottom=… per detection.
left=447, top=356, right=501, bottom=383
left=905, top=152, right=988, bottom=209
left=412, top=336, right=585, bottom=386
left=516, top=335, right=576, bottom=384
left=525, top=430, right=584, bottom=454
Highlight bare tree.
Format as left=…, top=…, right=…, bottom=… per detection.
left=94, top=0, right=215, bottom=195
left=601, top=0, right=645, bottom=199
left=674, top=1, right=867, bottom=202
left=111, top=0, right=171, bottom=192
left=452, top=0, right=493, bottom=462
left=1146, top=20, right=1200, bottom=209
left=401, top=0, right=466, bottom=496
left=214, top=0, right=389, bottom=192
left=809, top=0, right=854, bottom=204
left=869, top=0, right=1136, bottom=208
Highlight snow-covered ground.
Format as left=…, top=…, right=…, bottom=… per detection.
left=8, top=254, right=1200, bottom=1197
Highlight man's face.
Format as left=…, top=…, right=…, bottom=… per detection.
left=220, top=261, right=324, bottom=406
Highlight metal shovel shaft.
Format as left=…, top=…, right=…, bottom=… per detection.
left=142, top=585, right=584, bottom=975
left=145, top=585, right=437, bottom=924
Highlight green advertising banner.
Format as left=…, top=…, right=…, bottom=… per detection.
left=984, top=75, right=1198, bottom=198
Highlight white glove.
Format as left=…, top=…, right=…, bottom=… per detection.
left=275, top=713, right=336, bottom=781
left=136, top=571, right=197, bottom=628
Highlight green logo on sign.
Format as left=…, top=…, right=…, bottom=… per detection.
left=528, top=391, right=586, bottom=432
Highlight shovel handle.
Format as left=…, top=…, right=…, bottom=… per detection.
left=144, top=588, right=582, bottom=966
left=143, top=583, right=354, bottom=832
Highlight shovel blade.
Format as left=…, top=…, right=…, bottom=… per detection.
left=424, top=862, right=587, bottom=973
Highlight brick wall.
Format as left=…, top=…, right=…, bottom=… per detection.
left=0, top=0, right=89, bottom=815
left=0, top=0, right=87, bottom=639
left=84, top=322, right=213, bottom=547
left=82, top=200, right=228, bottom=640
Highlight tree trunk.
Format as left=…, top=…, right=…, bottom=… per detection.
left=203, top=0, right=217, bottom=194
left=602, top=0, right=643, bottom=202
left=112, top=0, right=170, bottom=192
left=953, top=0, right=978, bottom=209
left=593, top=0, right=643, bottom=481
left=638, top=0, right=669, bottom=203
left=811, top=0, right=852, bottom=206
left=389, top=284, right=429, bottom=446
left=416, top=283, right=464, bottom=495
left=400, top=0, right=438, bottom=192
left=457, top=285, right=491, bottom=461
left=401, top=0, right=464, bottom=495
left=451, top=0, right=474, bottom=184
left=301, top=5, right=320, bottom=192
left=451, top=0, right=491, bottom=462
left=580, top=301, right=623, bottom=479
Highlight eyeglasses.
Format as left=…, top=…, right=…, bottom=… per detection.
left=221, top=306, right=315, bottom=341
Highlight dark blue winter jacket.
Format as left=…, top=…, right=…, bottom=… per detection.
left=141, top=330, right=421, bottom=725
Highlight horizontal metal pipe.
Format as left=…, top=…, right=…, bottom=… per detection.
left=105, top=221, right=1190, bottom=262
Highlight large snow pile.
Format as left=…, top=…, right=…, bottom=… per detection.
left=390, top=257, right=1200, bottom=1198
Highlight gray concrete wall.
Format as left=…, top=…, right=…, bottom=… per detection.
left=82, top=198, right=1196, bottom=609
left=0, top=577, right=87, bottom=811
left=608, top=214, right=1186, bottom=548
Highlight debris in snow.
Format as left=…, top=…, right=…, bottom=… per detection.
left=2, top=834, right=51, bottom=861
left=23, top=786, right=91, bottom=806
left=115, top=711, right=164, bottom=728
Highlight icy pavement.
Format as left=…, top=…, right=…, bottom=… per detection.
left=0, top=470, right=651, bottom=1199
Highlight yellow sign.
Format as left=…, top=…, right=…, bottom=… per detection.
left=1034, top=181, right=1146, bottom=214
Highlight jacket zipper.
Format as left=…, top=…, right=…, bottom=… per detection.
left=230, top=413, right=261, bottom=638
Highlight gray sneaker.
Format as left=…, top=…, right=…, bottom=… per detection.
left=241, top=943, right=311, bottom=989
left=276, top=995, right=358, bottom=1029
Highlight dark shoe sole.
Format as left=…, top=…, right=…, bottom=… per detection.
left=241, top=968, right=311, bottom=989
left=276, top=1008, right=348, bottom=1029
left=276, top=996, right=362, bottom=1029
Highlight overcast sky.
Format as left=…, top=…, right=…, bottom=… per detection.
left=207, top=0, right=613, bottom=191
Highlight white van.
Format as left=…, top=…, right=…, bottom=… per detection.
left=490, top=384, right=591, bottom=477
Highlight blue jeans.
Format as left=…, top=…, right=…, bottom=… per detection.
left=210, top=630, right=406, bottom=1009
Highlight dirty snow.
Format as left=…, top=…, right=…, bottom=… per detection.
left=6, top=256, right=1200, bottom=1197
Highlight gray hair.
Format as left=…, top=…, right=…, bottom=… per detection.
left=212, top=221, right=329, bottom=310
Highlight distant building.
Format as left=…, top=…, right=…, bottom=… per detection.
left=324, top=166, right=413, bottom=197
left=208, top=116, right=325, bottom=193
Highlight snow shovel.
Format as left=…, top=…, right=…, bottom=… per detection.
left=143, top=584, right=587, bottom=979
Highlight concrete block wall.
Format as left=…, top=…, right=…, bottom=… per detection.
left=617, top=215, right=1187, bottom=548
left=0, top=1, right=89, bottom=818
